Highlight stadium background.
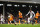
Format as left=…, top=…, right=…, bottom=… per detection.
left=0, top=0, right=40, bottom=27
left=0, top=1, right=40, bottom=17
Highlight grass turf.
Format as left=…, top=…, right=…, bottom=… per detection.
left=0, top=24, right=40, bottom=27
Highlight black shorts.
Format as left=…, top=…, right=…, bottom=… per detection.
left=8, top=21, right=14, bottom=23
left=35, top=18, right=38, bottom=20
left=19, top=18, right=22, bottom=20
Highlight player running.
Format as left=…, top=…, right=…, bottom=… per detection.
left=8, top=14, right=13, bottom=24
left=35, top=11, right=39, bottom=24
left=26, top=9, right=35, bottom=24
left=18, top=11, right=23, bottom=24
left=1, top=14, right=4, bottom=24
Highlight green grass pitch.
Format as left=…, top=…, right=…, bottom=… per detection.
left=0, top=24, right=40, bottom=27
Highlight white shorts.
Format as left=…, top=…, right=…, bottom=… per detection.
left=1, top=18, right=4, bottom=21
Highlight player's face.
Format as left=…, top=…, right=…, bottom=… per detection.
left=30, top=10, right=32, bottom=12
left=1, top=14, right=2, bottom=16
left=37, top=11, right=39, bottom=13
left=19, top=11, right=20, bottom=12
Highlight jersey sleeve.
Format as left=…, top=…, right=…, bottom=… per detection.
left=32, top=11, right=35, bottom=17
left=26, top=11, right=30, bottom=16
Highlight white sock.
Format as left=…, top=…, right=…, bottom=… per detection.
left=10, top=21, right=11, bottom=24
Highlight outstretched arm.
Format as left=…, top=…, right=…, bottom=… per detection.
left=26, top=11, right=30, bottom=16
left=32, top=11, right=35, bottom=17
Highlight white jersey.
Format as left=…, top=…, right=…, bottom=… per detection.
left=1, top=15, right=4, bottom=21
left=26, top=11, right=35, bottom=18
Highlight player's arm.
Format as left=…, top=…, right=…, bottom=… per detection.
left=26, top=11, right=30, bottom=16
left=32, top=11, right=35, bottom=17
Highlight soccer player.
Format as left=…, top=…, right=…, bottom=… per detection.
left=38, top=14, right=40, bottom=23
left=26, top=9, right=35, bottom=24
left=1, top=14, right=4, bottom=24
left=8, top=14, right=13, bottom=24
left=18, top=11, right=23, bottom=24
left=35, top=11, right=39, bottom=24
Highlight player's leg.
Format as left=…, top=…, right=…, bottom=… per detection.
left=19, top=19, right=20, bottom=24
left=35, top=18, right=37, bottom=24
left=1, top=21, right=2, bottom=24
left=10, top=21, right=11, bottom=24
left=28, top=18, right=30, bottom=24
left=8, top=20, right=10, bottom=24
left=8, top=21, right=10, bottom=24
left=1, top=18, right=2, bottom=24
left=3, top=21, right=5, bottom=24
left=9, top=19, right=12, bottom=24
left=10, top=21, right=12, bottom=24
left=20, top=18, right=22, bottom=24
left=13, top=19, right=15, bottom=23
left=32, top=19, right=34, bottom=24
left=32, top=18, right=35, bottom=25
left=30, top=18, right=33, bottom=24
